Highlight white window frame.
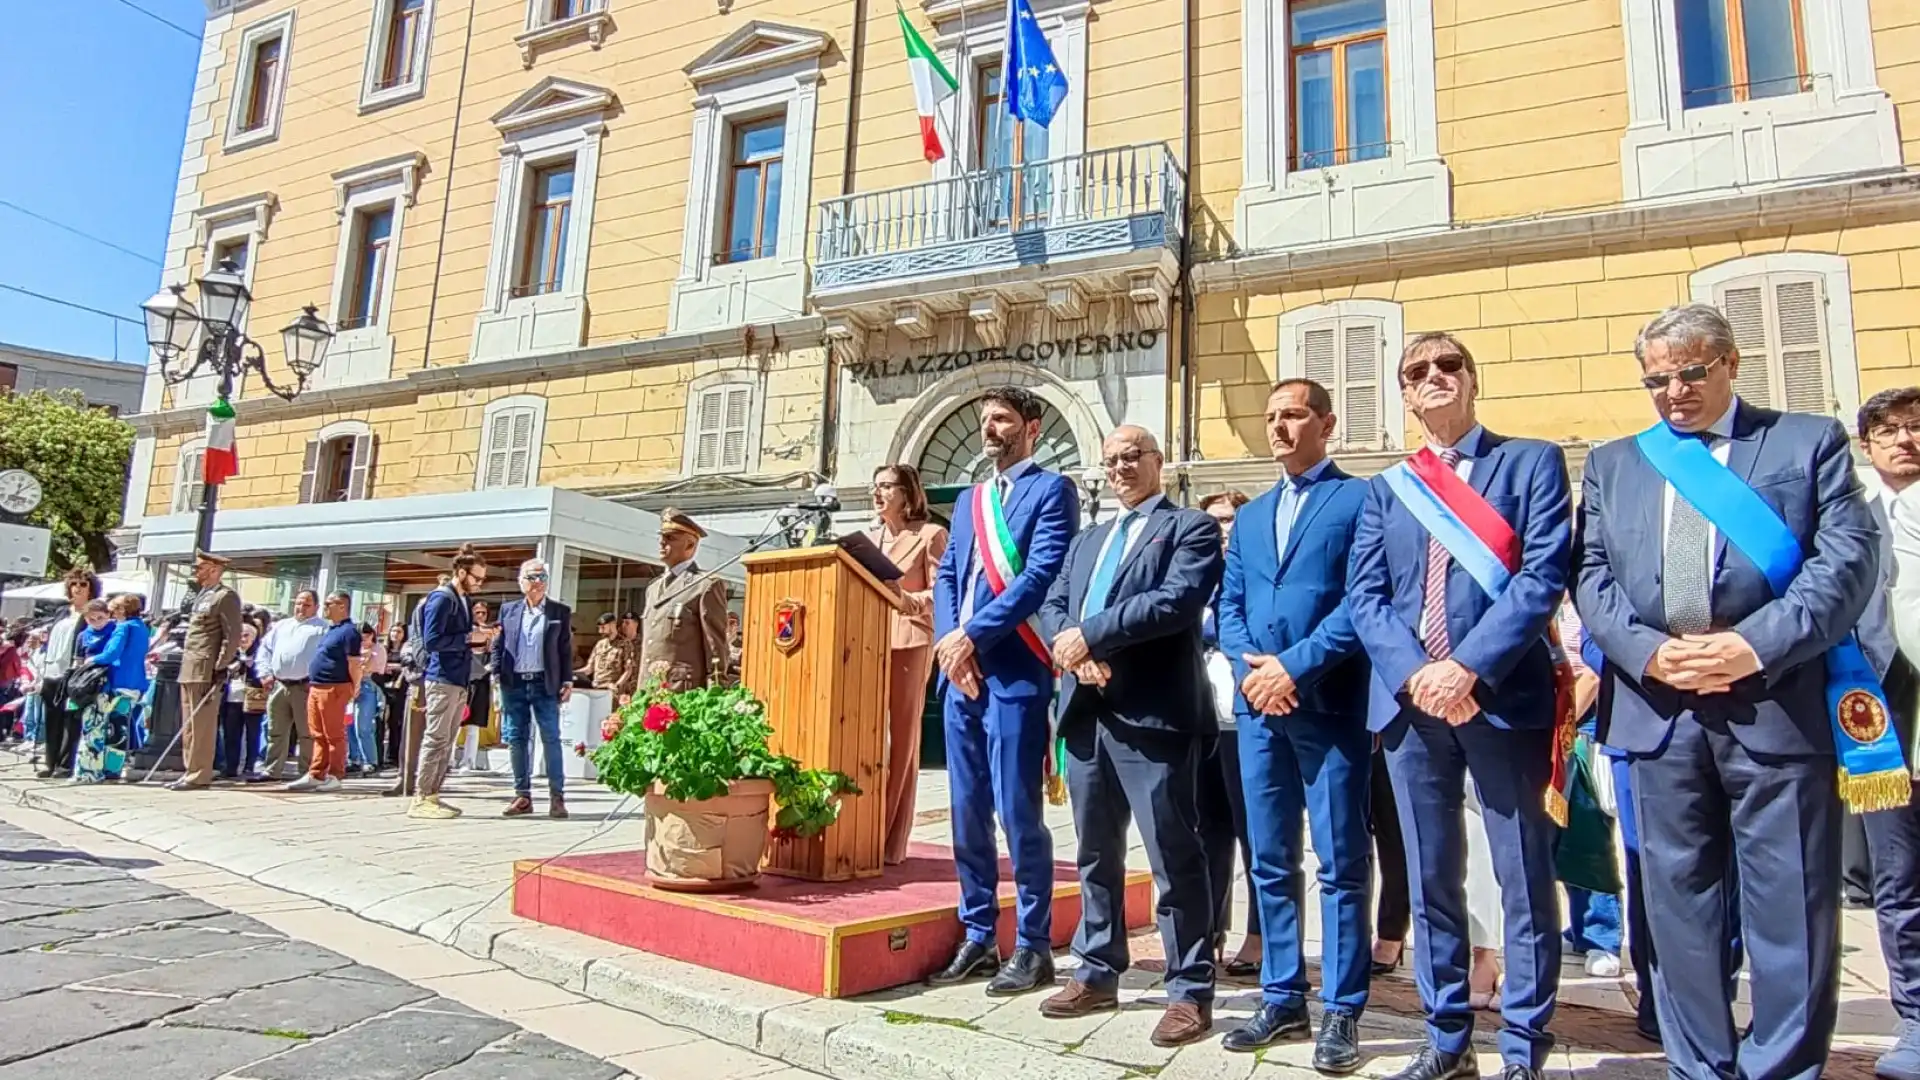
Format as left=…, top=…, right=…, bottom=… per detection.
left=1237, top=0, right=1448, bottom=249
left=359, top=0, right=436, bottom=111
left=1277, top=299, right=1407, bottom=451
left=669, top=22, right=829, bottom=334
left=682, top=371, right=766, bottom=477
left=303, top=420, right=377, bottom=505
left=173, top=440, right=207, bottom=515
left=477, top=394, right=549, bottom=490
left=224, top=10, right=295, bottom=152
left=472, top=78, right=614, bottom=362
left=1690, top=253, right=1859, bottom=421
left=517, top=0, right=613, bottom=67
left=320, top=153, right=425, bottom=389
left=924, top=0, right=1090, bottom=183
left=1619, top=0, right=1898, bottom=199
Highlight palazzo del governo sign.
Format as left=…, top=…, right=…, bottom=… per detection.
left=842, top=329, right=1162, bottom=381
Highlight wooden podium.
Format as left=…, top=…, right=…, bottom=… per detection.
left=742, top=544, right=904, bottom=881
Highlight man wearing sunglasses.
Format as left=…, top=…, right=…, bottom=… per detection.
left=493, top=558, right=575, bottom=819
left=1347, top=332, right=1574, bottom=1080
left=1577, top=303, right=1881, bottom=1080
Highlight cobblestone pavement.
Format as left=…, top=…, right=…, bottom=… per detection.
left=0, top=814, right=817, bottom=1080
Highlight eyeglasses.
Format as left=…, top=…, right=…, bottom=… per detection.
left=1867, top=419, right=1920, bottom=448
left=870, top=481, right=902, bottom=493
left=1400, top=355, right=1469, bottom=385
left=523, top=572, right=549, bottom=582
left=1101, top=448, right=1160, bottom=470
left=1639, top=355, right=1727, bottom=391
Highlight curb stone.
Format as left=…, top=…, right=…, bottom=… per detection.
left=0, top=778, right=1338, bottom=1080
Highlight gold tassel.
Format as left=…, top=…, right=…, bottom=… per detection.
left=1544, top=786, right=1569, bottom=830
left=1838, top=768, right=1915, bottom=814
left=1045, top=774, right=1067, bottom=806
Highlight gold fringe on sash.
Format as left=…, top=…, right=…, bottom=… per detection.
left=1839, top=767, right=1915, bottom=814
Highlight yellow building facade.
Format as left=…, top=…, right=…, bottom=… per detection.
left=123, top=0, right=1920, bottom=610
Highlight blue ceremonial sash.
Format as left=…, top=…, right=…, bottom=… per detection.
left=1635, top=422, right=1909, bottom=812
left=1379, top=461, right=1513, bottom=600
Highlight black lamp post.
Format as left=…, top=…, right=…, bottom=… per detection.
left=142, top=260, right=334, bottom=555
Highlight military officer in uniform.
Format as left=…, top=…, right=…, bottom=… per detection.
left=641, top=509, right=730, bottom=692
left=171, top=551, right=243, bottom=792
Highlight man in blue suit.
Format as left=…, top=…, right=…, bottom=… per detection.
left=1578, top=303, right=1880, bottom=1080
left=1348, top=332, right=1572, bottom=1080
left=493, top=558, right=575, bottom=820
left=1215, top=378, right=1372, bottom=1073
left=1034, top=424, right=1222, bottom=1046
left=929, top=386, right=1079, bottom=995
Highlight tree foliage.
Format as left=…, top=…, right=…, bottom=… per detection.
left=0, top=389, right=136, bottom=574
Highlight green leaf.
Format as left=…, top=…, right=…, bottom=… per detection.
left=0, top=389, right=134, bottom=573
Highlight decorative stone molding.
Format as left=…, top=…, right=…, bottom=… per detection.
left=489, top=76, right=617, bottom=133
left=1126, top=270, right=1170, bottom=331
left=967, top=295, right=1009, bottom=348
left=192, top=192, right=278, bottom=249
left=516, top=3, right=613, bottom=68
left=330, top=152, right=427, bottom=216
left=682, top=20, right=832, bottom=84
left=1044, top=281, right=1087, bottom=320
left=823, top=315, right=867, bottom=365
left=894, top=302, right=936, bottom=339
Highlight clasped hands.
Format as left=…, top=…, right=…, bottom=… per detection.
left=935, top=628, right=984, bottom=699
left=1240, top=655, right=1298, bottom=715
left=1050, top=628, right=1111, bottom=689
left=1407, top=659, right=1479, bottom=726
left=1644, top=631, right=1761, bottom=694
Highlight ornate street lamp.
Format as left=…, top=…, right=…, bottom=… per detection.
left=141, top=260, right=334, bottom=553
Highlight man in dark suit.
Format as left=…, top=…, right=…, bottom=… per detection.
left=1577, top=303, right=1880, bottom=1080
left=1349, top=332, right=1572, bottom=1080
left=1854, top=386, right=1920, bottom=1080
left=930, top=386, right=1079, bottom=995
left=494, top=557, right=576, bottom=819
left=1036, top=424, right=1222, bottom=1047
left=1215, top=379, right=1371, bottom=1072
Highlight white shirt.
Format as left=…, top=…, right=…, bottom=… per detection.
left=1418, top=424, right=1486, bottom=643
left=666, top=559, right=694, bottom=578
left=256, top=616, right=330, bottom=681
left=1657, top=399, right=1738, bottom=581
left=41, top=610, right=81, bottom=678
left=1082, top=494, right=1164, bottom=616
left=1890, top=485, right=1920, bottom=669
left=517, top=600, right=547, bottom=674
left=962, top=457, right=1040, bottom=626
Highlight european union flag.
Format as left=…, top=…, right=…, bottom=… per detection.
left=1004, top=0, right=1067, bottom=128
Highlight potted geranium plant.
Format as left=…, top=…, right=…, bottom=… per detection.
left=592, top=681, right=859, bottom=891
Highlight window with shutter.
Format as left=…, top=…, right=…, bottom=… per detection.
left=1713, top=273, right=1832, bottom=416
left=483, top=411, right=514, bottom=489
left=1293, top=316, right=1386, bottom=450
left=693, top=392, right=724, bottom=473
left=175, top=450, right=206, bottom=514
left=506, top=409, right=535, bottom=487
left=721, top=387, right=751, bottom=470
left=477, top=398, right=547, bottom=490
left=687, top=384, right=756, bottom=475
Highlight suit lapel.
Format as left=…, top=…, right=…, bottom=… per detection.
left=1467, top=432, right=1505, bottom=499
left=1716, top=404, right=1769, bottom=570
left=1000, top=466, right=1043, bottom=529
left=1277, top=471, right=1336, bottom=576
left=1114, top=502, right=1172, bottom=584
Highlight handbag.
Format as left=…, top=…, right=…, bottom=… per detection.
left=65, top=663, right=109, bottom=710
left=243, top=684, right=269, bottom=712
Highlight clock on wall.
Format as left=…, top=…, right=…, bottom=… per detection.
left=0, top=469, right=44, bottom=517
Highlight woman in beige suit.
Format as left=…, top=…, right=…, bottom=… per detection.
left=868, top=464, right=949, bottom=865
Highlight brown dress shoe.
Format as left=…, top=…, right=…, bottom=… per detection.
left=1039, top=980, right=1119, bottom=1019
left=503, top=796, right=534, bottom=817
left=1151, top=1001, right=1214, bottom=1048
left=548, top=797, right=568, bottom=820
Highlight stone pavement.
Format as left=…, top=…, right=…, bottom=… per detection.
left=0, top=751, right=1897, bottom=1080
left=0, top=812, right=817, bottom=1080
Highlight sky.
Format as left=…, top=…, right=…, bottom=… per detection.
left=0, top=0, right=206, bottom=366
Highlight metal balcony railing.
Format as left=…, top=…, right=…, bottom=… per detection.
left=814, top=142, right=1184, bottom=267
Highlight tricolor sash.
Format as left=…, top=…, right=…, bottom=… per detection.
left=969, top=478, right=1068, bottom=805
left=1635, top=422, right=1908, bottom=813
left=969, top=478, right=1053, bottom=666
left=1382, top=448, right=1581, bottom=826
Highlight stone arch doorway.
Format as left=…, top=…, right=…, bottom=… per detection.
left=914, top=395, right=1085, bottom=499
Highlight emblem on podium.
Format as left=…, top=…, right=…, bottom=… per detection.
left=772, top=599, right=805, bottom=654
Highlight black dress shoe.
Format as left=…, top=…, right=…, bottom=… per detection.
left=1499, top=1066, right=1543, bottom=1080
left=1222, top=1002, right=1310, bottom=1052
left=927, top=940, right=999, bottom=986
left=1385, top=1046, right=1478, bottom=1080
left=1314, top=1010, right=1363, bottom=1074
left=985, top=946, right=1055, bottom=996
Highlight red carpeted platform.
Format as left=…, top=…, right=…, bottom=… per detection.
left=512, top=842, right=1154, bottom=998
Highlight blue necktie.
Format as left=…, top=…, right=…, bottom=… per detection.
left=1274, top=474, right=1308, bottom=557
left=1082, top=511, right=1136, bottom=618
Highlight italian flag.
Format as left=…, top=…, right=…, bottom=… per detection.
left=203, top=396, right=238, bottom=485
left=898, top=4, right=956, bottom=162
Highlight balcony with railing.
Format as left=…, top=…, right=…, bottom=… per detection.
left=811, top=142, right=1184, bottom=309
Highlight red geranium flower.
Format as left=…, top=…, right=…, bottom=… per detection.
left=642, top=703, right=679, bottom=733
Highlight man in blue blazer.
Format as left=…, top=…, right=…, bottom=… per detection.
left=929, top=386, right=1080, bottom=995
left=493, top=558, right=575, bottom=820
left=1034, top=424, right=1222, bottom=1046
left=1216, top=379, right=1372, bottom=1073
left=1348, top=332, right=1572, bottom=1080
left=1577, top=304, right=1880, bottom=1080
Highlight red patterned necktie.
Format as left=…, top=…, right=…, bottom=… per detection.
left=1419, top=448, right=1465, bottom=659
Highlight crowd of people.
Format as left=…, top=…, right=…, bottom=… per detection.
left=906, top=305, right=1920, bottom=1080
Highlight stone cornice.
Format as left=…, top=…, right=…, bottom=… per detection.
left=127, top=316, right=827, bottom=438
left=1196, top=171, right=1920, bottom=293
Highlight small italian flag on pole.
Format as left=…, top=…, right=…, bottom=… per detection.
left=203, top=396, right=238, bottom=485
left=898, top=4, right=957, bottom=163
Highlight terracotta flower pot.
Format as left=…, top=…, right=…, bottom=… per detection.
left=644, top=778, right=773, bottom=892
